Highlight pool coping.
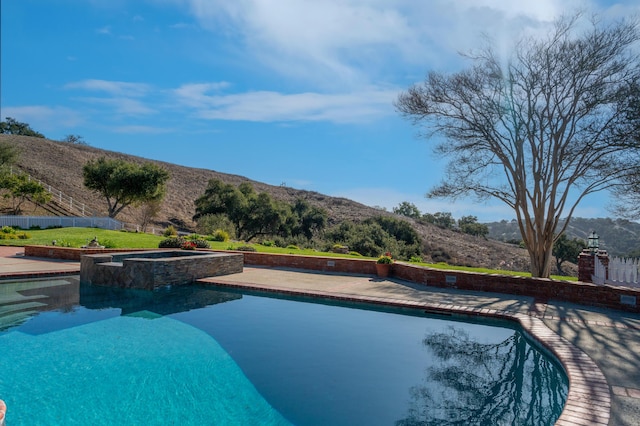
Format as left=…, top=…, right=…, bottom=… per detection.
left=200, top=276, right=610, bottom=426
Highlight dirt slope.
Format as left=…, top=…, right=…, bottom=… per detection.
left=1, top=134, right=537, bottom=272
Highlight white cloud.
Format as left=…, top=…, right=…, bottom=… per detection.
left=65, top=79, right=151, bottom=97
left=96, top=25, right=112, bottom=35
left=1, top=105, right=84, bottom=131
left=158, top=0, right=594, bottom=86
left=77, top=97, right=156, bottom=116
left=172, top=83, right=397, bottom=123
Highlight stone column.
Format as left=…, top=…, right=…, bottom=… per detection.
left=578, top=248, right=595, bottom=283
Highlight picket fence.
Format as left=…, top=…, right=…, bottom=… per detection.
left=0, top=216, right=124, bottom=231
left=594, top=256, right=640, bottom=288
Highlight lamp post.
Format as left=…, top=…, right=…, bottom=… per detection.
left=588, top=231, right=599, bottom=254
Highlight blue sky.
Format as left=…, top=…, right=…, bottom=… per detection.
left=2, top=0, right=637, bottom=222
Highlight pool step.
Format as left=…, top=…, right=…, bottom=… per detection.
left=0, top=293, right=49, bottom=306
left=0, top=301, right=47, bottom=316
left=0, top=309, right=38, bottom=331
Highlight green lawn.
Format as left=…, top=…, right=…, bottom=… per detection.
left=0, top=227, right=164, bottom=248
left=0, top=227, right=577, bottom=281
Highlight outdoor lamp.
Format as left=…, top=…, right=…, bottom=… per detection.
left=588, top=231, right=599, bottom=253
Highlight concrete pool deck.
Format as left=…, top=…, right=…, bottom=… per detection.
left=1, top=247, right=639, bottom=425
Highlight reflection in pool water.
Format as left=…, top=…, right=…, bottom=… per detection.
left=0, top=277, right=567, bottom=425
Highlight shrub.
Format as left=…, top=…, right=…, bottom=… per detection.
left=273, top=237, right=287, bottom=248
left=1, top=226, right=15, bottom=234
left=192, top=239, right=211, bottom=249
left=159, top=237, right=186, bottom=248
left=286, top=244, right=300, bottom=250
left=430, top=249, right=451, bottom=263
left=100, top=238, right=114, bottom=248
left=235, top=245, right=257, bottom=252
left=377, top=255, right=393, bottom=264
left=349, top=251, right=362, bottom=256
left=261, top=240, right=275, bottom=247
left=196, top=214, right=236, bottom=237
left=17, top=232, right=31, bottom=239
left=409, top=255, right=423, bottom=263
left=29, top=225, right=41, bottom=230
left=211, top=229, right=229, bottom=242
left=163, top=225, right=178, bottom=237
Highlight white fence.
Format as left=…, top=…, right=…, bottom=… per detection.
left=594, top=256, right=640, bottom=288
left=10, top=167, right=90, bottom=217
left=0, top=216, right=124, bottom=231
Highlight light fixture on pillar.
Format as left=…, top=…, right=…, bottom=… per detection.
left=588, top=231, right=599, bottom=253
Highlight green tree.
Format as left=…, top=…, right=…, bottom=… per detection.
left=458, top=215, right=489, bottom=238
left=396, top=15, right=640, bottom=277
left=290, top=199, right=327, bottom=239
left=0, top=173, right=52, bottom=214
left=241, top=191, right=286, bottom=241
left=423, top=212, right=455, bottom=229
left=0, top=117, right=45, bottom=138
left=83, top=157, right=169, bottom=219
left=393, top=201, right=421, bottom=219
left=196, top=213, right=237, bottom=237
left=194, top=179, right=247, bottom=231
left=0, top=142, right=19, bottom=170
left=552, top=234, right=585, bottom=275
left=195, top=180, right=327, bottom=242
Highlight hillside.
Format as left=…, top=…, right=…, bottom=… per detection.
left=0, top=134, right=536, bottom=272
left=487, top=217, right=640, bottom=257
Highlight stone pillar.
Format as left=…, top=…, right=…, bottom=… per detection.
left=578, top=248, right=595, bottom=283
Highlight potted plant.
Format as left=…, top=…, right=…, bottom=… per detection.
left=375, top=253, right=393, bottom=277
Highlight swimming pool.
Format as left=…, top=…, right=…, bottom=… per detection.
left=0, top=277, right=567, bottom=425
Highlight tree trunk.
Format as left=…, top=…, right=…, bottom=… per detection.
left=528, top=243, right=553, bottom=278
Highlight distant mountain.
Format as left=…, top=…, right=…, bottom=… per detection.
left=486, top=217, right=640, bottom=257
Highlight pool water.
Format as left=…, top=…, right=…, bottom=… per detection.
left=0, top=278, right=568, bottom=425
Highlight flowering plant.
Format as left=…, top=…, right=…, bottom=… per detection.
left=181, top=240, right=196, bottom=250
left=377, top=252, right=393, bottom=264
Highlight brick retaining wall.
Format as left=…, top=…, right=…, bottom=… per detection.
left=24, top=246, right=640, bottom=313
left=239, top=251, right=640, bottom=313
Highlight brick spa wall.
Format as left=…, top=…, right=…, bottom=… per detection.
left=24, top=246, right=640, bottom=313
left=25, top=245, right=152, bottom=261
left=81, top=250, right=244, bottom=290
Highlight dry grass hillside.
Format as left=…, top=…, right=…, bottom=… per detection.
left=0, top=134, right=542, bottom=272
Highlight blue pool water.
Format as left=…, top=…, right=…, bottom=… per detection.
left=0, top=278, right=567, bottom=425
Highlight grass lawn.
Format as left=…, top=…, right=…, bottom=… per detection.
left=0, top=227, right=577, bottom=281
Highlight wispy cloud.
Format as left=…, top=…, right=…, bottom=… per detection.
left=76, top=97, right=156, bottom=116
left=173, top=83, right=397, bottom=123
left=96, top=25, right=111, bottom=35
left=112, top=125, right=173, bottom=134
left=65, top=79, right=151, bottom=97
left=1, top=105, right=84, bottom=131
left=156, top=0, right=593, bottom=87
left=63, top=78, right=396, bottom=124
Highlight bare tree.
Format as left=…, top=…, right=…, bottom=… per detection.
left=137, top=198, right=163, bottom=233
left=396, top=14, right=640, bottom=277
